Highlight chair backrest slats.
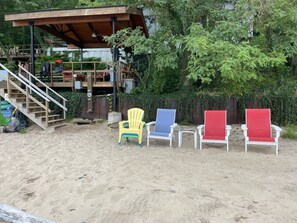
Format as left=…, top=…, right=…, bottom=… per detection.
left=204, top=110, right=226, bottom=137
left=246, top=108, right=271, bottom=138
left=155, top=109, right=176, bottom=133
left=128, top=108, right=144, bottom=129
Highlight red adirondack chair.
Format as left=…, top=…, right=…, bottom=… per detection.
left=241, top=109, right=282, bottom=155
left=197, top=110, right=231, bottom=151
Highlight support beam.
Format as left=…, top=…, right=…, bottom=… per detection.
left=29, top=21, right=35, bottom=77
left=80, top=48, right=83, bottom=70
left=38, top=25, right=83, bottom=48
left=112, top=16, right=117, bottom=112
left=66, top=24, right=82, bottom=43
left=87, top=23, right=104, bottom=43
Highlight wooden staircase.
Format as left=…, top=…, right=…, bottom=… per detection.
left=0, top=63, right=67, bottom=130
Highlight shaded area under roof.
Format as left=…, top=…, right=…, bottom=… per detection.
left=5, top=6, right=149, bottom=49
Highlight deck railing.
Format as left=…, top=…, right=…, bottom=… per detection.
left=18, top=65, right=68, bottom=120
left=0, top=63, right=50, bottom=125
left=0, top=63, right=67, bottom=127
left=34, top=61, right=129, bottom=85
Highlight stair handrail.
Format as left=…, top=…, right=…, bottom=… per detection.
left=0, top=63, right=49, bottom=102
left=18, top=65, right=67, bottom=120
left=19, top=65, right=67, bottom=102
left=18, top=74, right=67, bottom=112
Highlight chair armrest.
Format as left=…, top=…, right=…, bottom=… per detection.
left=119, top=121, right=129, bottom=128
left=170, top=123, right=178, bottom=133
left=241, top=124, right=248, bottom=138
left=226, top=125, right=232, bottom=137
left=146, top=121, right=156, bottom=132
left=140, top=121, right=146, bottom=129
left=197, top=125, right=205, bottom=136
left=241, top=124, right=247, bottom=130
left=271, top=124, right=282, bottom=139
left=170, top=123, right=178, bottom=129
left=146, top=121, right=156, bottom=127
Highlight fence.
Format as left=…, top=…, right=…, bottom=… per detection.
left=60, top=92, right=297, bottom=126
left=117, top=94, right=297, bottom=126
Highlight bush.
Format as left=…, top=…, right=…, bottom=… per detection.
left=282, top=125, right=297, bottom=140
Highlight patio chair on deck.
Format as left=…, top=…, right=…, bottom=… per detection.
left=118, top=108, right=145, bottom=146
left=241, top=108, right=282, bottom=155
left=197, top=110, right=231, bottom=151
left=146, top=109, right=177, bottom=147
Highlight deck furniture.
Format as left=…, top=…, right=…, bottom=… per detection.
left=241, top=108, right=282, bottom=155
left=197, top=110, right=231, bottom=151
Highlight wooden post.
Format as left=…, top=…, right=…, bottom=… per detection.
left=63, top=99, right=66, bottom=120
left=87, top=72, right=93, bottom=113
left=26, top=86, right=29, bottom=113
left=111, top=16, right=117, bottom=112
left=93, top=62, right=96, bottom=84
left=45, top=100, right=49, bottom=127
left=50, top=62, right=53, bottom=87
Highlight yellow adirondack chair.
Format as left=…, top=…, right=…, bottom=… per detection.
left=118, top=108, right=145, bottom=146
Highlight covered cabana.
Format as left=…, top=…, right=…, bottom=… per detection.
left=5, top=5, right=149, bottom=111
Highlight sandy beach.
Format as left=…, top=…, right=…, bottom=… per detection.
left=0, top=122, right=297, bottom=223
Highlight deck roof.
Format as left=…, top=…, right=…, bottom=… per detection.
left=5, top=6, right=149, bottom=49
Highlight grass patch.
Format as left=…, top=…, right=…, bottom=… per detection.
left=19, top=127, right=27, bottom=134
left=282, top=124, right=297, bottom=140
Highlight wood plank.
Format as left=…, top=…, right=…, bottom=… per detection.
left=0, top=203, right=55, bottom=223
left=10, top=14, right=130, bottom=27
left=5, top=6, right=128, bottom=21
left=36, top=81, right=122, bottom=88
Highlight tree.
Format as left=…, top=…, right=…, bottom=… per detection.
left=183, top=0, right=295, bottom=94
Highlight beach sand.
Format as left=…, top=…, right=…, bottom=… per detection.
left=0, top=122, right=297, bottom=223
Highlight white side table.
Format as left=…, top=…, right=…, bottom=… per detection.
left=178, top=127, right=197, bottom=149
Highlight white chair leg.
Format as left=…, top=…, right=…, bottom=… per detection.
left=147, top=136, right=150, bottom=147
left=194, top=131, right=197, bottom=150
left=227, top=141, right=229, bottom=152
left=200, top=140, right=202, bottom=150
left=245, top=141, right=247, bottom=153
left=276, top=143, right=279, bottom=156
left=178, top=131, right=182, bottom=148
left=170, top=137, right=172, bottom=147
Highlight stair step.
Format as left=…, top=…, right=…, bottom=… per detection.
left=11, top=89, right=21, bottom=93
left=41, top=115, right=61, bottom=121
left=22, top=102, right=39, bottom=107
left=47, top=119, right=65, bottom=124
left=1, top=64, right=67, bottom=131
left=15, top=97, right=27, bottom=102
left=29, top=108, right=44, bottom=113
left=28, top=106, right=43, bottom=109
left=10, top=93, right=24, bottom=98
left=49, top=122, right=67, bottom=129
left=31, top=111, right=46, bottom=117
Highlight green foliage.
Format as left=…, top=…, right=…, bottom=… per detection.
left=36, top=52, right=69, bottom=63
left=1, top=0, right=297, bottom=96
left=120, top=86, right=297, bottom=126
left=282, top=125, right=297, bottom=140
left=246, top=0, right=297, bottom=58
left=184, top=23, right=286, bottom=94
left=19, top=127, right=27, bottom=134
left=49, top=91, right=87, bottom=120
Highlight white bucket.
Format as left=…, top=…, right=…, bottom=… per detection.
left=108, top=112, right=122, bottom=124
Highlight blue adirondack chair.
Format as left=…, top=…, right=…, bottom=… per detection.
left=146, top=108, right=177, bottom=147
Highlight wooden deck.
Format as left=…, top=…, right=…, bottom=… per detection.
left=26, top=61, right=129, bottom=89
left=37, top=81, right=122, bottom=88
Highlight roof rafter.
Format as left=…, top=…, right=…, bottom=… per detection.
left=65, top=24, right=82, bottom=43
left=38, top=25, right=83, bottom=48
